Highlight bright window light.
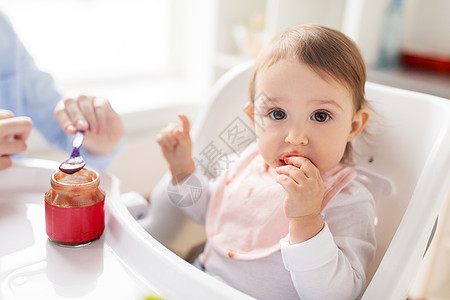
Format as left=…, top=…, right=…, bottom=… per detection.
left=2, top=0, right=215, bottom=114
left=3, top=0, right=171, bottom=83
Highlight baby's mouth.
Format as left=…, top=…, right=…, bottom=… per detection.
left=278, top=154, right=300, bottom=166
left=277, top=158, right=286, bottom=166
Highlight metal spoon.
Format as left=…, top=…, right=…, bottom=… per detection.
left=59, top=131, right=86, bottom=174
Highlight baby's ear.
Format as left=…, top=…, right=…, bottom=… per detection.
left=348, top=108, right=370, bottom=141
left=245, top=102, right=255, bottom=127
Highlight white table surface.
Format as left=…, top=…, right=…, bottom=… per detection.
left=0, top=159, right=155, bottom=299
left=0, top=159, right=252, bottom=300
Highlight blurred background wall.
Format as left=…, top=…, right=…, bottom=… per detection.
left=1, top=1, right=449, bottom=298
left=2, top=0, right=448, bottom=194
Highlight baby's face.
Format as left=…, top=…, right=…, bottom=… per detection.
left=252, top=59, right=360, bottom=174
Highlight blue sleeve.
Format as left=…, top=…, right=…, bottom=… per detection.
left=81, top=137, right=126, bottom=170
left=0, top=11, right=116, bottom=170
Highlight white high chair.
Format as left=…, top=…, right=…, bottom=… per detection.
left=146, top=62, right=450, bottom=299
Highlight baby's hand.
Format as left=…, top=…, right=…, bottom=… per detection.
left=275, top=156, right=325, bottom=243
left=156, top=114, right=195, bottom=183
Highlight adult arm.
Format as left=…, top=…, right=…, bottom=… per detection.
left=0, top=11, right=124, bottom=169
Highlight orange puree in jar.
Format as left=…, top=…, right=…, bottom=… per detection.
left=45, top=168, right=105, bottom=246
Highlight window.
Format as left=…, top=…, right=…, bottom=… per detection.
left=1, top=0, right=215, bottom=113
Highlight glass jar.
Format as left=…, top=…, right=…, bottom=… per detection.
left=45, top=168, right=105, bottom=246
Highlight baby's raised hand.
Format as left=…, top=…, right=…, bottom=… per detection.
left=156, top=114, right=195, bottom=183
left=275, top=156, right=325, bottom=243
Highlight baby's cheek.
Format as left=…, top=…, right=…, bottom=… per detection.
left=315, top=146, right=346, bottom=173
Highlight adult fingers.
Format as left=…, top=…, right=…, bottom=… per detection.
left=54, top=99, right=77, bottom=134
left=0, top=117, right=33, bottom=141
left=54, top=97, right=89, bottom=134
left=92, top=97, right=112, bottom=136
left=77, top=95, right=99, bottom=134
left=0, top=117, right=31, bottom=158
left=0, top=139, right=28, bottom=155
left=0, top=156, right=12, bottom=170
left=0, top=110, right=14, bottom=120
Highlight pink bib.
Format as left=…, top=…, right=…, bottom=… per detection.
left=205, top=144, right=356, bottom=260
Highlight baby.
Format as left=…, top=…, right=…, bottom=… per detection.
left=157, top=24, right=376, bottom=300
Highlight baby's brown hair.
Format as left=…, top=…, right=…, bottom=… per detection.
left=249, top=24, right=368, bottom=163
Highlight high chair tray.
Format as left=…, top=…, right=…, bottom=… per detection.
left=0, top=159, right=252, bottom=300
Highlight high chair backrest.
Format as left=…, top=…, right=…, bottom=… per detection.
left=358, top=81, right=450, bottom=299
left=149, top=63, right=450, bottom=299
left=189, top=63, right=255, bottom=179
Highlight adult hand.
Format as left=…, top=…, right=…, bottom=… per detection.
left=54, top=95, right=125, bottom=157
left=0, top=110, right=33, bottom=170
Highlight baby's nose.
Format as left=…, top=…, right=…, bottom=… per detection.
left=285, top=128, right=308, bottom=145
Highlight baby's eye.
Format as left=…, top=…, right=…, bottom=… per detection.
left=312, top=111, right=331, bottom=122
left=268, top=109, right=286, bottom=120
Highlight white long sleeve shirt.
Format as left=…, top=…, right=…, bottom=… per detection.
left=169, top=144, right=376, bottom=300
